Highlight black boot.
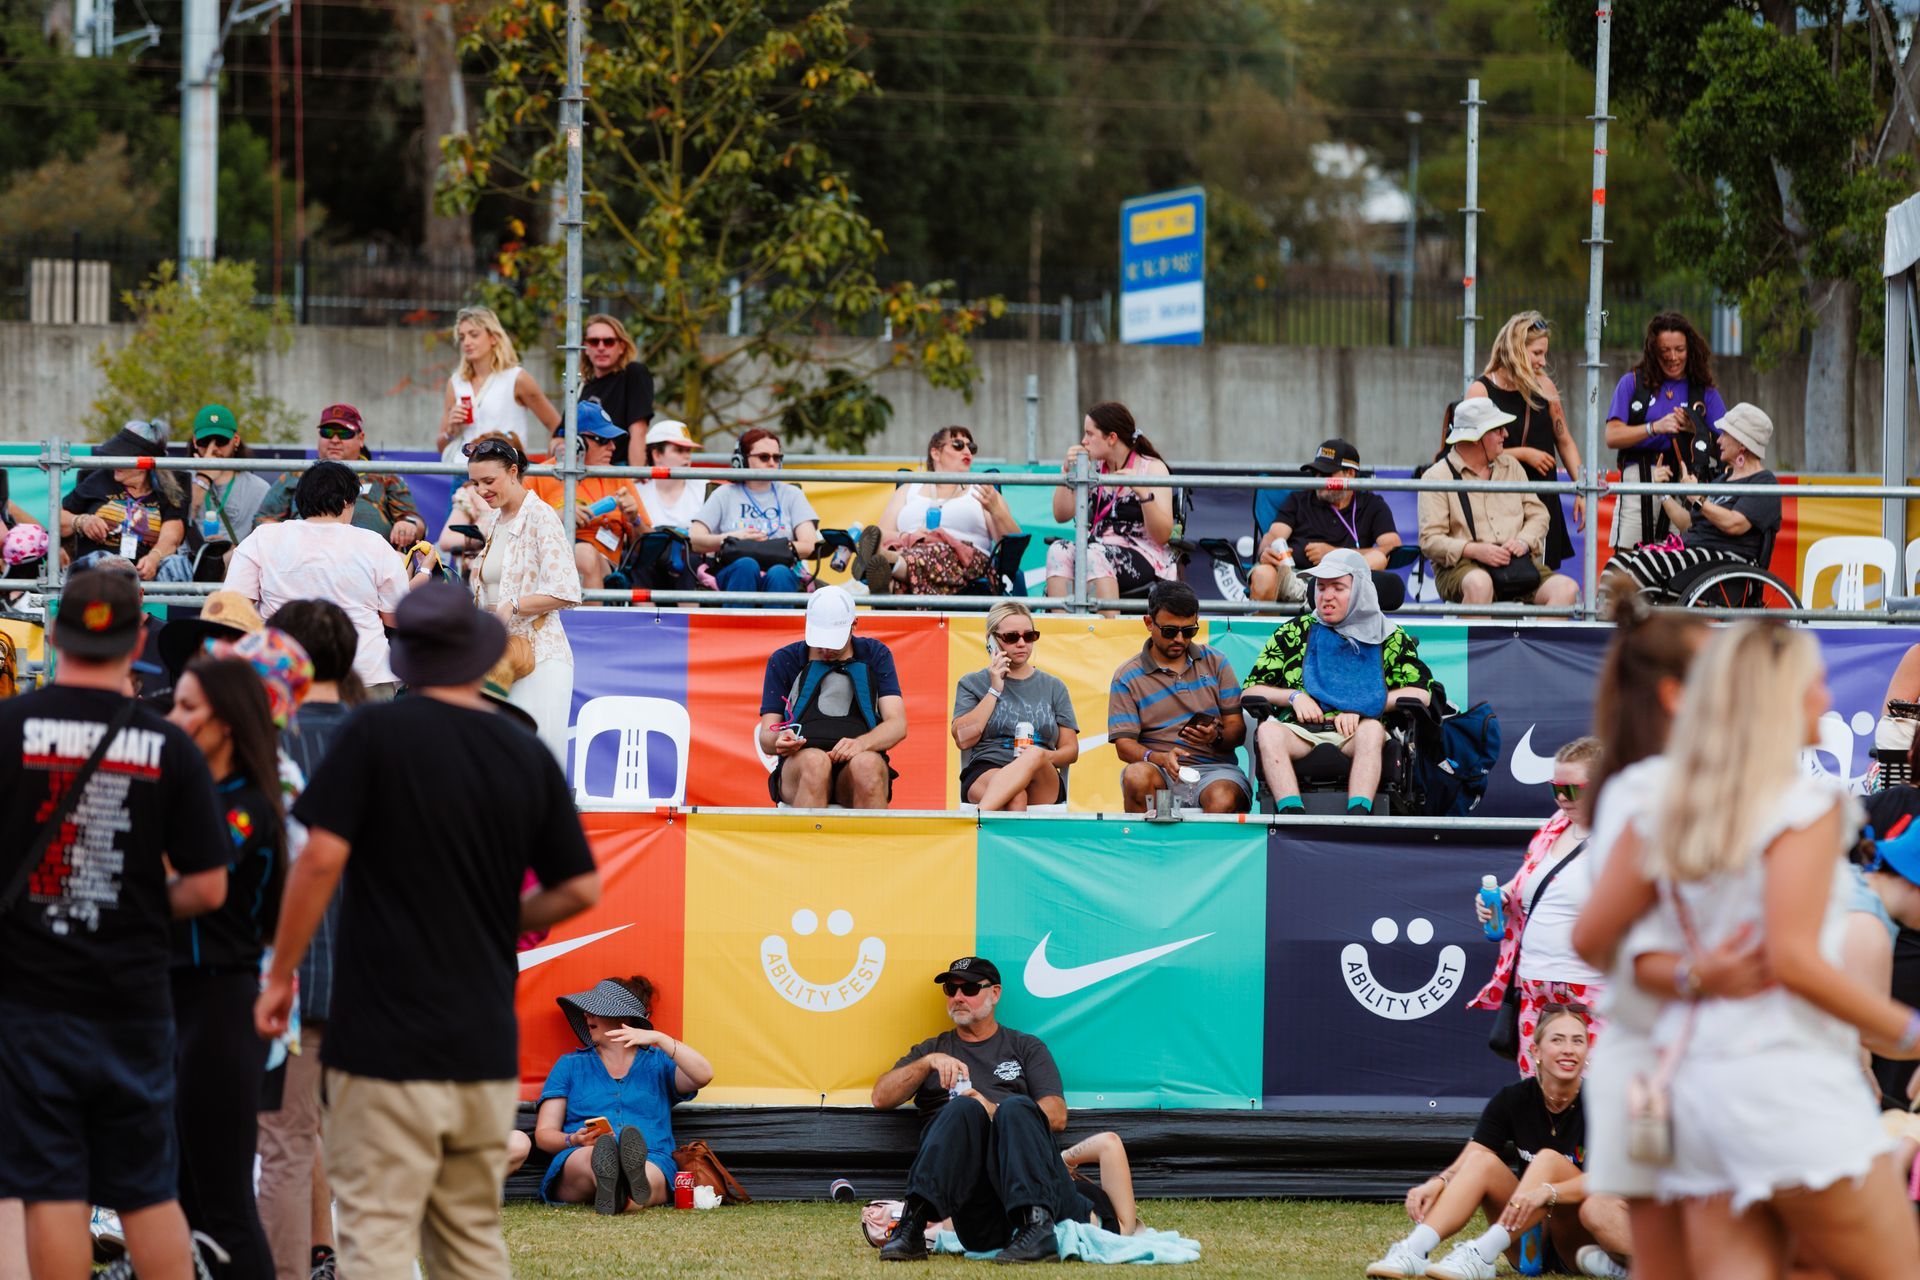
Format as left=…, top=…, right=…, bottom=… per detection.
left=879, top=1196, right=933, bottom=1262
left=996, top=1206, right=1059, bottom=1264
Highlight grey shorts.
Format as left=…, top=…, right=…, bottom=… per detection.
left=1154, top=760, right=1250, bottom=799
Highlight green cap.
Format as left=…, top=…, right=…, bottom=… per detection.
left=193, top=404, right=238, bottom=440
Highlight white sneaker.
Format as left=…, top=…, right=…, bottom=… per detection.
left=1425, top=1242, right=1498, bottom=1280
left=1576, top=1245, right=1630, bottom=1278
left=1364, top=1240, right=1430, bottom=1278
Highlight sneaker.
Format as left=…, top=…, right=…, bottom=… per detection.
left=1425, top=1242, right=1497, bottom=1280
left=311, top=1244, right=339, bottom=1280
left=1576, top=1245, right=1630, bottom=1278
left=590, top=1132, right=628, bottom=1215
left=191, top=1230, right=232, bottom=1280
left=1364, top=1240, right=1430, bottom=1278
left=995, top=1206, right=1059, bottom=1264
left=616, top=1126, right=651, bottom=1208
left=90, top=1206, right=127, bottom=1262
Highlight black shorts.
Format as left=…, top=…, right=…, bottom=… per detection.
left=0, top=998, right=179, bottom=1208
left=768, top=751, right=898, bottom=804
left=959, top=758, right=1065, bottom=801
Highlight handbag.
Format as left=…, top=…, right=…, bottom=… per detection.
left=1488, top=838, right=1587, bottom=1060
left=0, top=698, right=139, bottom=916
left=717, top=536, right=798, bottom=569
left=1626, top=882, right=1700, bottom=1166
left=669, top=1139, right=752, bottom=1204
left=1446, top=461, right=1542, bottom=600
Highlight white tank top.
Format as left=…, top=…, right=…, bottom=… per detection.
left=446, top=366, right=534, bottom=463
left=897, top=483, right=991, bottom=555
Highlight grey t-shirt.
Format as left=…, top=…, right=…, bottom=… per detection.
left=894, top=1025, right=1065, bottom=1119
left=196, top=470, right=273, bottom=544
left=1682, top=469, right=1781, bottom=562
left=953, top=668, right=1077, bottom=774
left=691, top=482, right=818, bottom=539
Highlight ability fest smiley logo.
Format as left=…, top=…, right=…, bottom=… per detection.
left=761, top=906, right=888, bottom=1013
left=1339, top=915, right=1466, bottom=1022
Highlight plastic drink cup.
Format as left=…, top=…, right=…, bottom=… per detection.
left=925, top=505, right=942, bottom=531
left=674, top=1171, right=695, bottom=1209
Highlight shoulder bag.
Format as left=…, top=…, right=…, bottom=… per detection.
left=0, top=698, right=140, bottom=916
left=1488, top=838, right=1587, bottom=1060
left=1625, top=882, right=1700, bottom=1167
left=1446, top=461, right=1541, bottom=601
left=670, top=1139, right=753, bottom=1204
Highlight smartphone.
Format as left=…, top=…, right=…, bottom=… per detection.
left=449, top=523, right=484, bottom=541
left=986, top=635, right=1000, bottom=660
left=1184, top=712, right=1218, bottom=731
left=579, top=1116, right=612, bottom=1140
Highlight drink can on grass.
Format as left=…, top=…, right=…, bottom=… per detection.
left=674, top=1171, right=695, bottom=1209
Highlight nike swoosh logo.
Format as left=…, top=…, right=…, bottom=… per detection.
left=1023, top=931, right=1214, bottom=998
left=1509, top=725, right=1556, bottom=786
left=517, top=924, right=633, bottom=973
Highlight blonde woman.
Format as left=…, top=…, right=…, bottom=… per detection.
left=1633, top=623, right=1920, bottom=1280
left=579, top=313, right=654, bottom=462
left=950, top=602, right=1078, bottom=810
left=439, top=306, right=562, bottom=464
left=464, top=436, right=582, bottom=763
left=1465, top=312, right=1585, bottom=567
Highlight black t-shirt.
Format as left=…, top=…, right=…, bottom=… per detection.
left=1683, top=470, right=1781, bottom=562
left=0, top=685, right=226, bottom=1018
left=62, top=480, right=188, bottom=558
left=894, top=1025, right=1065, bottom=1120
left=1471, top=1077, right=1585, bottom=1170
left=171, top=775, right=284, bottom=972
left=1264, top=490, right=1396, bottom=564
left=582, top=364, right=654, bottom=464
left=292, top=697, right=597, bottom=1082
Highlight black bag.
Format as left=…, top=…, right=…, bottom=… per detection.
left=718, top=536, right=798, bottom=569
left=1445, top=462, right=1541, bottom=600
left=0, top=698, right=140, bottom=916
left=1488, top=839, right=1587, bottom=1060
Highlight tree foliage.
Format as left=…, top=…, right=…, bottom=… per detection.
left=89, top=260, right=297, bottom=442
left=437, top=0, right=1003, bottom=451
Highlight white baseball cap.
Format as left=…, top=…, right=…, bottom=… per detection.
left=645, top=420, right=696, bottom=448
left=1446, top=398, right=1518, bottom=444
left=805, top=585, right=857, bottom=649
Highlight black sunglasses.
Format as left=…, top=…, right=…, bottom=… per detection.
left=1530, top=317, right=1551, bottom=332
left=749, top=451, right=784, bottom=463
left=994, top=629, right=1040, bottom=644
left=583, top=336, right=621, bottom=347
left=1154, top=623, right=1200, bottom=640
left=942, top=981, right=987, bottom=998
left=464, top=438, right=519, bottom=462
left=945, top=438, right=977, bottom=453
left=317, top=425, right=359, bottom=441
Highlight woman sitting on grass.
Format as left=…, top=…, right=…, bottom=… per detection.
left=533, top=976, right=715, bottom=1215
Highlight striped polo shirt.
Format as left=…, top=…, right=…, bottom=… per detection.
left=1107, top=641, right=1244, bottom=764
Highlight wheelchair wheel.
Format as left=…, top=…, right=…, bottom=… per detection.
left=1679, top=567, right=1799, bottom=611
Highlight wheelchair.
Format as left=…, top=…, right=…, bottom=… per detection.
left=1241, top=690, right=1433, bottom=815
left=1627, top=526, right=1799, bottom=611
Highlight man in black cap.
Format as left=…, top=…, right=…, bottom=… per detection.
left=255, top=582, right=601, bottom=1280
left=0, top=569, right=230, bottom=1280
left=1248, top=438, right=1401, bottom=604
left=870, top=957, right=1080, bottom=1264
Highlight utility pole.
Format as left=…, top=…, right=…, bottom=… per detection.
left=1580, top=4, right=1613, bottom=615
left=179, top=0, right=289, bottom=271
left=1401, top=111, right=1422, bottom=348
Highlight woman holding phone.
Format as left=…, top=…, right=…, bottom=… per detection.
left=950, top=602, right=1079, bottom=811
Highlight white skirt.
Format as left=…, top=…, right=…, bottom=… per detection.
left=1583, top=1029, right=1659, bottom=1199
left=510, top=659, right=574, bottom=768
left=1661, top=1046, right=1893, bottom=1213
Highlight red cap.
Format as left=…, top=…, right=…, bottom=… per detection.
left=318, top=404, right=364, bottom=432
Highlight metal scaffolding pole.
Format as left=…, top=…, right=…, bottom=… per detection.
left=1401, top=112, right=1422, bottom=349
left=1461, top=80, right=1484, bottom=390
left=557, top=0, right=585, bottom=532
left=1580, top=4, right=1613, bottom=616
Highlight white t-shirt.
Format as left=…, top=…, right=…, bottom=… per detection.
left=637, top=479, right=706, bottom=528
left=1516, top=831, right=1606, bottom=986
left=225, top=520, right=410, bottom=685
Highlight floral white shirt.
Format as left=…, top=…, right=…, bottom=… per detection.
left=475, top=495, right=581, bottom=667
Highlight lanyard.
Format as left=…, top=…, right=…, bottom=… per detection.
left=1330, top=498, right=1359, bottom=547
left=1090, top=450, right=1137, bottom=530
left=741, top=484, right=783, bottom=531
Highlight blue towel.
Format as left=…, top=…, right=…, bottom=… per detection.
left=933, top=1222, right=1202, bottom=1264
left=1302, top=621, right=1386, bottom=718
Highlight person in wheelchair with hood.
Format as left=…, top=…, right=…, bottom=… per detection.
left=1242, top=548, right=1434, bottom=815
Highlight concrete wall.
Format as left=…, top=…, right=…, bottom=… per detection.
left=4, top=320, right=1914, bottom=472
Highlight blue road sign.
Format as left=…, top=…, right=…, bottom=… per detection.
left=1120, top=186, right=1206, bottom=345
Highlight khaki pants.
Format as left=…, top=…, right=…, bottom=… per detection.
left=322, top=1071, right=517, bottom=1280
left=257, top=1023, right=329, bottom=1280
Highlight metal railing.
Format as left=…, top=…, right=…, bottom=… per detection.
left=9, top=444, right=1920, bottom=625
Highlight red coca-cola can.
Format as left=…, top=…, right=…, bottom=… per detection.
left=460, top=394, right=473, bottom=425
left=674, top=1171, right=695, bottom=1209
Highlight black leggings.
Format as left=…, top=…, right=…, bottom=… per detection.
left=172, top=968, right=273, bottom=1280
left=904, top=1095, right=1090, bottom=1252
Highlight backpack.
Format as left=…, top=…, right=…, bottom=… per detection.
left=1400, top=684, right=1501, bottom=817
left=788, top=657, right=881, bottom=736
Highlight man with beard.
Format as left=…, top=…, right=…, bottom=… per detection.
left=1109, top=579, right=1249, bottom=814
left=1249, top=438, right=1400, bottom=604
left=870, top=957, right=1075, bottom=1264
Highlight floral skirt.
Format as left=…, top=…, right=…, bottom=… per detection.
left=1515, top=976, right=1607, bottom=1078
left=901, top=541, right=989, bottom=596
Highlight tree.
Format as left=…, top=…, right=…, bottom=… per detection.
left=437, top=0, right=1002, bottom=451
left=1542, top=0, right=1909, bottom=470
left=89, top=260, right=297, bottom=441
left=0, top=134, right=161, bottom=238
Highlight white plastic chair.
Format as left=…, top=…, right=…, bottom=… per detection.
left=571, top=695, right=691, bottom=806
left=1905, top=536, right=1920, bottom=596
left=1801, top=535, right=1897, bottom=610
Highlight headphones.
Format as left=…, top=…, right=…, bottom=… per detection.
left=730, top=438, right=746, bottom=470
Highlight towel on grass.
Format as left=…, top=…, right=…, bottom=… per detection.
left=932, top=1221, right=1201, bottom=1263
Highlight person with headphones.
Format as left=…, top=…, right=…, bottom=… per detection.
left=688, top=429, right=820, bottom=596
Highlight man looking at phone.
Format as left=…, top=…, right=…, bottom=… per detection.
left=870, top=957, right=1078, bottom=1263
left=757, top=585, right=908, bottom=808
left=1108, top=579, right=1250, bottom=814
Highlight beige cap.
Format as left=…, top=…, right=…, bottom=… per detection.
left=1718, top=402, right=1772, bottom=459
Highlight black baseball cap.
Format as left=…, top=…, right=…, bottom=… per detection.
left=53, top=569, right=144, bottom=660
left=933, top=956, right=1002, bottom=987
left=1302, top=438, right=1370, bottom=476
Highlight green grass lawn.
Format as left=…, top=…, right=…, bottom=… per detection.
left=500, top=1199, right=1517, bottom=1279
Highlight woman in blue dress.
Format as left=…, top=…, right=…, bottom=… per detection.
left=534, top=976, right=716, bottom=1214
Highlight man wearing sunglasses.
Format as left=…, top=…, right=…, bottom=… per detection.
left=871, top=957, right=1080, bottom=1264
left=187, top=404, right=273, bottom=560
left=255, top=405, right=426, bottom=551
left=1109, top=580, right=1251, bottom=814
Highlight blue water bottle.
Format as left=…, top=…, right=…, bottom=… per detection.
left=587, top=496, right=619, bottom=518
left=1479, top=875, right=1503, bottom=942
left=1515, top=1224, right=1545, bottom=1275
left=924, top=504, right=943, bottom=531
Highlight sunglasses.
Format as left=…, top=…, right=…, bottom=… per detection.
left=1551, top=782, right=1584, bottom=802
left=994, top=629, right=1040, bottom=645
left=749, top=451, right=784, bottom=464
left=193, top=437, right=230, bottom=451
left=944, top=439, right=977, bottom=454
left=1154, top=623, right=1200, bottom=640
left=318, top=425, right=360, bottom=441
left=583, top=336, right=621, bottom=347
left=941, top=981, right=987, bottom=998
left=464, top=438, right=519, bottom=462
left=1530, top=317, right=1551, bottom=332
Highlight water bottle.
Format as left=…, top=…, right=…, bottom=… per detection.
left=202, top=507, right=220, bottom=540
left=1014, top=721, right=1034, bottom=752
left=949, top=1074, right=972, bottom=1098
left=587, top=496, right=619, bottom=518
left=1479, top=875, right=1504, bottom=941
left=925, top=504, right=943, bottom=531
left=832, top=523, right=860, bottom=572
left=1515, top=1224, right=1545, bottom=1275
left=1173, top=766, right=1201, bottom=812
